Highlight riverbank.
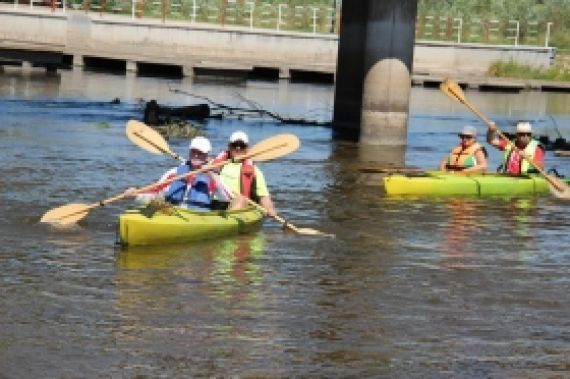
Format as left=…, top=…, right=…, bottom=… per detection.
left=412, top=74, right=570, bottom=93
left=486, top=53, right=570, bottom=82
left=412, top=49, right=570, bottom=92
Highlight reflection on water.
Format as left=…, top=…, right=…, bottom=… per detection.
left=437, top=197, right=542, bottom=270
left=116, top=234, right=266, bottom=300
left=1, top=70, right=570, bottom=377
left=441, top=198, right=480, bottom=270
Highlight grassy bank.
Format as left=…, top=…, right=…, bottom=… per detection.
left=487, top=55, right=570, bottom=81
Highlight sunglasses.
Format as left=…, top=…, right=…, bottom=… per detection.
left=517, top=133, right=531, bottom=137
left=190, top=149, right=208, bottom=157
left=458, top=134, right=474, bottom=139
left=230, top=141, right=248, bottom=150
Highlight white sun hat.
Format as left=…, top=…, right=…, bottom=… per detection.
left=189, top=136, right=211, bottom=154
left=516, top=121, right=532, bottom=133
left=229, top=130, right=249, bottom=144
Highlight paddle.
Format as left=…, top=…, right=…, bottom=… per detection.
left=40, top=132, right=300, bottom=225
left=125, top=120, right=332, bottom=237
left=126, top=120, right=300, bottom=163
left=440, top=78, right=570, bottom=199
left=358, top=166, right=425, bottom=174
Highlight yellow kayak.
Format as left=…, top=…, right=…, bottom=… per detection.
left=118, top=205, right=264, bottom=246
left=384, top=171, right=568, bottom=196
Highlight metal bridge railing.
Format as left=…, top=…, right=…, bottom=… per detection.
left=11, top=0, right=340, bottom=35
left=416, top=15, right=555, bottom=48
left=2, top=1, right=557, bottom=47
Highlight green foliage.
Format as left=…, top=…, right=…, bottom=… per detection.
left=154, top=122, right=203, bottom=138
left=487, top=58, right=570, bottom=81
left=419, top=0, right=570, bottom=20
left=551, top=33, right=570, bottom=51
left=418, top=0, right=570, bottom=49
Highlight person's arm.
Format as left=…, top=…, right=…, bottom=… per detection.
left=438, top=158, right=448, bottom=171
left=253, top=167, right=276, bottom=216
left=531, top=146, right=545, bottom=170
left=123, top=168, right=174, bottom=203
left=487, top=121, right=510, bottom=151
left=259, top=196, right=276, bottom=217
left=486, top=121, right=503, bottom=149
left=123, top=187, right=165, bottom=204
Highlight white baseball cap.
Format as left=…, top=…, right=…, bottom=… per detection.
left=516, top=121, right=532, bottom=134
left=460, top=125, right=477, bottom=137
left=229, top=130, right=249, bottom=144
left=189, top=136, right=211, bottom=154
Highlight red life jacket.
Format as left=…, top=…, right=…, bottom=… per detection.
left=240, top=160, right=256, bottom=199
left=216, top=150, right=258, bottom=200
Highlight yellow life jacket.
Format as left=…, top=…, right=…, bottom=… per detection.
left=447, top=142, right=483, bottom=170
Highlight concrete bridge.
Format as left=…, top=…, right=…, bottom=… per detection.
left=0, top=5, right=556, bottom=83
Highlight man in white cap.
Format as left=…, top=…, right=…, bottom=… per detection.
left=486, top=121, right=544, bottom=175
left=124, top=136, right=227, bottom=211
left=439, top=125, right=488, bottom=173
left=215, top=130, right=276, bottom=217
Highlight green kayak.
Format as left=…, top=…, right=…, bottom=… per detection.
left=118, top=205, right=264, bottom=246
left=384, top=171, right=570, bottom=196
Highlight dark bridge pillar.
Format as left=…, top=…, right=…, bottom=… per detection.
left=333, top=0, right=418, bottom=151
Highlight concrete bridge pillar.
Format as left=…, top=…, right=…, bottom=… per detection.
left=126, top=60, right=137, bottom=73
left=45, top=63, right=58, bottom=74
left=21, top=61, right=33, bottom=72
left=73, top=54, right=84, bottom=67
left=333, top=0, right=418, bottom=149
left=182, top=65, right=194, bottom=77
left=279, top=67, right=290, bottom=79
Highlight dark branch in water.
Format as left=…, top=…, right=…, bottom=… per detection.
left=169, top=88, right=332, bottom=127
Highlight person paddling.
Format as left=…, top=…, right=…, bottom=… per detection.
left=439, top=125, right=488, bottom=173
left=214, top=131, right=276, bottom=217
left=124, top=136, right=228, bottom=211
left=486, top=121, right=545, bottom=175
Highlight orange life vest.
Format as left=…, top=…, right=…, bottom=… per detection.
left=446, top=142, right=483, bottom=171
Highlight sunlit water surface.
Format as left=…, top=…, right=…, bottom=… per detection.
left=1, top=70, right=569, bottom=377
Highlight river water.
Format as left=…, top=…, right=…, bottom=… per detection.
left=1, top=69, right=570, bottom=377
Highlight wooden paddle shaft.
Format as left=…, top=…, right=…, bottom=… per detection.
left=133, top=130, right=185, bottom=162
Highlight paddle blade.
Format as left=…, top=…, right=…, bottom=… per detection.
left=359, top=166, right=424, bottom=174
left=126, top=120, right=170, bottom=155
left=440, top=78, right=466, bottom=104
left=289, top=226, right=335, bottom=237
left=40, top=203, right=91, bottom=225
left=547, top=175, right=570, bottom=200
left=246, top=133, right=300, bottom=162
left=549, top=185, right=570, bottom=200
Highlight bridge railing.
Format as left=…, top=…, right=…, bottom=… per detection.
left=3, top=0, right=340, bottom=34
left=416, top=15, right=555, bottom=47
left=0, top=1, right=557, bottom=47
